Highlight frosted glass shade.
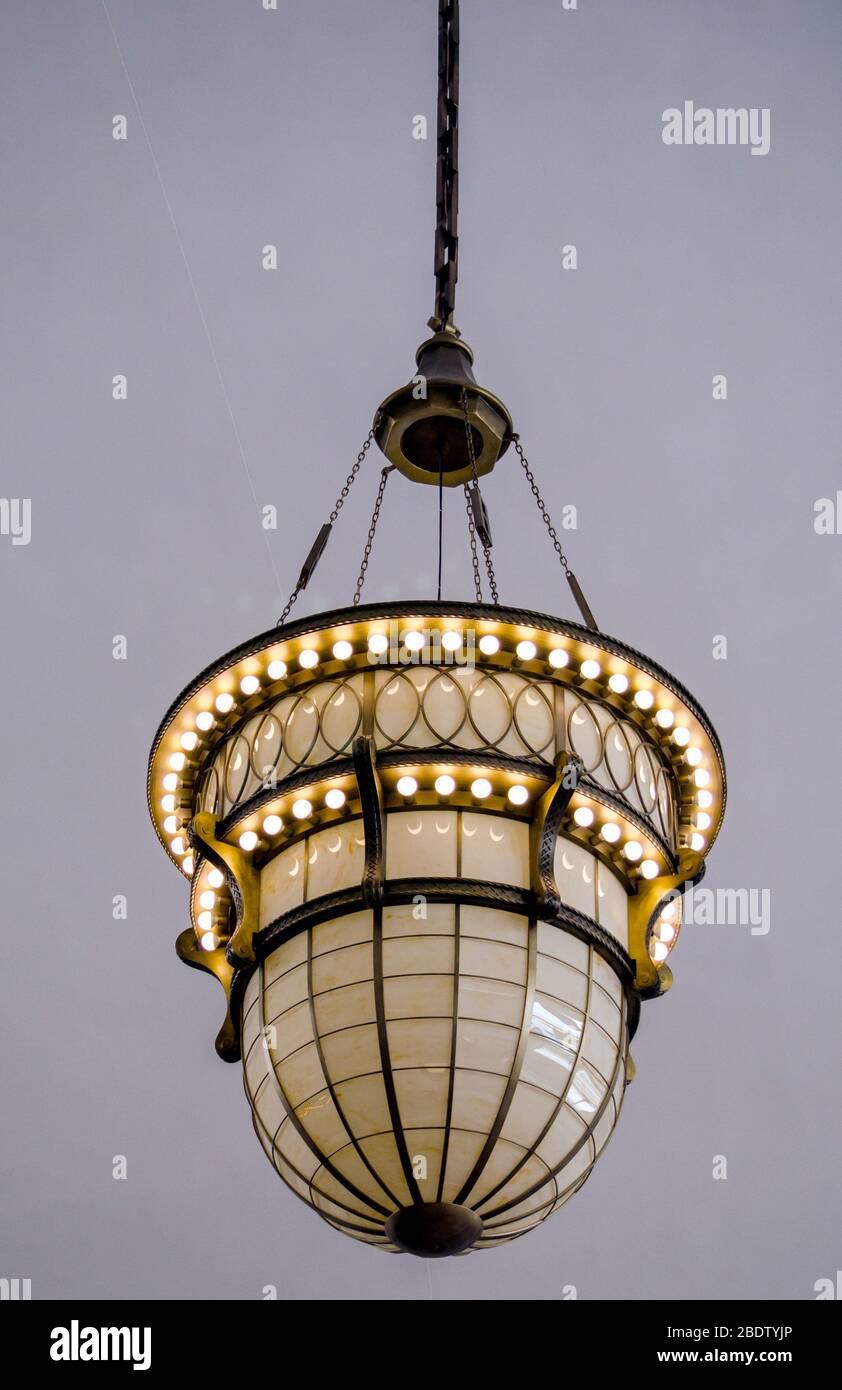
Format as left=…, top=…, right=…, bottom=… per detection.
left=242, top=904, right=628, bottom=1253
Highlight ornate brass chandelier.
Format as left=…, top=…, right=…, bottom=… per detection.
left=148, top=1, right=725, bottom=1258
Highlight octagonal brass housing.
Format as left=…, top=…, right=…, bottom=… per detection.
left=374, top=331, right=513, bottom=486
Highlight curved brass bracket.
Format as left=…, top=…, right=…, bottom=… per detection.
left=175, top=927, right=239, bottom=1062
left=352, top=735, right=385, bottom=906
left=189, top=811, right=261, bottom=965
left=627, top=850, right=704, bottom=996
left=529, top=753, right=584, bottom=918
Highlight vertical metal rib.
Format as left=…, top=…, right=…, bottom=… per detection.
left=372, top=904, right=424, bottom=1204
left=436, top=813, right=462, bottom=1202
left=451, top=915, right=538, bottom=1207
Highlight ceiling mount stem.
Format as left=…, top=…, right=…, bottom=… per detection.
left=430, top=0, right=460, bottom=335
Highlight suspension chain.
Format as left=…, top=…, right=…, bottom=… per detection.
left=353, top=466, right=394, bottom=606
left=276, top=420, right=380, bottom=627
left=512, top=432, right=599, bottom=629
left=461, top=388, right=499, bottom=604
left=464, top=484, right=483, bottom=602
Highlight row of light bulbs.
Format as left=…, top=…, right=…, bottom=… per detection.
left=648, top=895, right=681, bottom=964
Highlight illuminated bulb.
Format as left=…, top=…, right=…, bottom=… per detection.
left=169, top=751, right=186, bottom=771
left=403, top=630, right=425, bottom=652
left=171, top=836, right=186, bottom=855
left=239, top=830, right=258, bottom=851
left=267, top=660, right=287, bottom=680
left=673, top=726, right=691, bottom=747
left=262, top=815, right=282, bottom=835
left=697, top=789, right=713, bottom=809
left=479, top=634, right=500, bottom=656
left=651, top=941, right=669, bottom=963
left=197, top=915, right=212, bottom=938
left=195, top=711, right=214, bottom=731
left=608, top=673, right=629, bottom=694
left=325, top=788, right=346, bottom=810
left=161, top=794, right=176, bottom=814
left=182, top=855, right=194, bottom=876
left=600, top=823, right=621, bottom=843
left=368, top=633, right=388, bottom=656
left=163, top=815, right=178, bottom=835
left=694, top=769, right=710, bottom=788
left=640, top=859, right=659, bottom=880
left=163, top=773, right=178, bottom=792
left=215, top=693, right=234, bottom=714
left=657, top=919, right=676, bottom=943
left=292, top=799, right=312, bottom=820
left=685, top=746, right=703, bottom=767
left=507, top=784, right=529, bottom=806
left=441, top=630, right=462, bottom=652
left=573, top=806, right=594, bottom=828
left=580, top=658, right=601, bottom=680
left=695, top=811, right=711, bottom=831
left=516, top=640, right=537, bottom=661
left=548, top=647, right=568, bottom=669
left=634, top=689, right=654, bottom=710
left=298, top=649, right=319, bottom=669
left=208, top=868, right=224, bottom=889
left=434, top=775, right=455, bottom=796
left=660, top=898, right=679, bottom=922
left=199, top=891, right=215, bottom=910
left=690, top=832, right=706, bottom=852
left=200, top=931, right=216, bottom=952
left=623, top=840, right=643, bottom=862
left=655, top=709, right=675, bottom=729
left=396, top=776, right=418, bottom=797
left=180, top=731, right=198, bottom=751
left=332, top=640, right=353, bottom=661
left=240, top=675, right=260, bottom=696
left=471, top=778, right=492, bottom=800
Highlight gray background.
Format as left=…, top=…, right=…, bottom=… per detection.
left=1, top=0, right=840, bottom=1301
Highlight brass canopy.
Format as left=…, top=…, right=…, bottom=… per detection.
left=374, top=332, right=513, bottom=486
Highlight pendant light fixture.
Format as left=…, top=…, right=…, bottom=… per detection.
left=148, top=1, right=725, bottom=1258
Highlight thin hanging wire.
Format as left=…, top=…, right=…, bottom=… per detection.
left=461, top=388, right=498, bottom=604
left=511, top=431, right=599, bottom=629
left=276, top=419, right=380, bottom=627
left=353, top=465, right=394, bottom=606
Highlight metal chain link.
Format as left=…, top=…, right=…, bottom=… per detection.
left=511, top=432, right=572, bottom=577
left=461, top=388, right=499, bottom=604
left=463, top=483, right=483, bottom=602
left=277, top=586, right=300, bottom=628
left=353, top=466, right=393, bottom=606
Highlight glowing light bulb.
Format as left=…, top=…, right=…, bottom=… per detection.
left=262, top=815, right=282, bottom=835
left=548, top=647, right=568, bottom=669
left=479, top=634, right=500, bottom=656
left=694, top=769, right=710, bottom=788
left=332, top=640, right=353, bottom=661
left=195, top=711, right=214, bottom=731
left=697, top=789, right=713, bottom=809
left=239, top=830, right=258, bottom=851
left=580, top=658, right=601, bottom=680
left=471, top=778, right=492, bottom=800
left=299, top=649, right=319, bottom=669
left=180, top=731, right=198, bottom=751
left=325, top=788, right=346, bottom=810
left=182, top=855, right=194, bottom=876
left=640, top=859, right=659, bottom=880
left=292, top=799, right=312, bottom=820
left=434, top=775, right=455, bottom=796
left=163, top=815, right=178, bottom=835
left=634, top=689, right=654, bottom=710
left=516, top=640, right=537, bottom=661
left=267, top=660, right=287, bottom=680
left=171, top=836, right=185, bottom=855
left=441, top=630, right=462, bottom=652
left=161, top=794, right=176, bottom=814
left=695, top=812, right=711, bottom=830
left=655, top=709, right=675, bottom=729
left=508, top=784, right=529, bottom=806
left=573, top=807, right=594, bottom=828
left=608, top=673, right=629, bottom=694
left=215, top=693, right=234, bottom=714
left=403, top=630, right=425, bottom=652
left=200, top=931, right=216, bottom=952
left=368, top=633, right=388, bottom=656
left=657, top=920, right=676, bottom=944
left=651, top=941, right=669, bottom=963
left=240, top=675, right=260, bottom=696
left=199, top=890, right=215, bottom=910
left=623, top=840, right=643, bottom=862
left=163, top=773, right=178, bottom=792
left=600, top=823, right=621, bottom=843
left=685, top=747, right=703, bottom=766
left=690, top=832, right=706, bottom=852
left=208, top=869, right=224, bottom=889
left=396, top=776, right=418, bottom=797
left=169, top=751, right=186, bottom=771
left=673, top=727, right=691, bottom=747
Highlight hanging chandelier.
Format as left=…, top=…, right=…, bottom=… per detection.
left=147, top=1, right=725, bottom=1258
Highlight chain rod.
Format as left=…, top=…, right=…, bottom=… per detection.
left=353, top=466, right=394, bottom=606
left=512, top=432, right=599, bottom=630
left=461, top=388, right=499, bottom=604
left=431, top=0, right=460, bottom=332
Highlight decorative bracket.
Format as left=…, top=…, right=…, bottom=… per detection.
left=529, top=753, right=584, bottom=918
left=627, top=849, right=705, bottom=996
left=352, top=735, right=385, bottom=907
left=189, top=811, right=261, bottom=964
left=175, top=927, right=238, bottom=1062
